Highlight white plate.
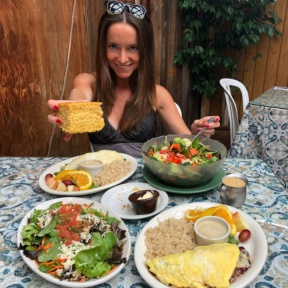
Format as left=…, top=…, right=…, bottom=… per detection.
left=135, top=202, right=267, bottom=288
left=101, top=183, right=169, bottom=220
left=17, top=197, right=131, bottom=288
left=39, top=153, right=137, bottom=196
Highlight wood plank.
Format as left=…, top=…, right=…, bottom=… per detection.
left=242, top=43, right=257, bottom=111
left=263, top=1, right=286, bottom=91
left=275, top=0, right=288, bottom=86
left=43, top=0, right=92, bottom=157
left=251, top=34, right=270, bottom=100
left=0, top=0, right=91, bottom=156
left=211, top=125, right=231, bottom=151
left=232, top=48, right=247, bottom=120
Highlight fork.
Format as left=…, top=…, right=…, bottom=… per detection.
left=192, top=117, right=215, bottom=140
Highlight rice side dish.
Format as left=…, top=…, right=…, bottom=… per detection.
left=93, top=160, right=132, bottom=186
left=144, top=218, right=195, bottom=259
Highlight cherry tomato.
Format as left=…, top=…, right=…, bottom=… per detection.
left=167, top=152, right=175, bottom=163
left=176, top=153, right=186, bottom=159
left=205, top=153, right=213, bottom=159
left=189, top=148, right=199, bottom=156
left=239, top=229, right=251, bottom=242
left=173, top=157, right=182, bottom=164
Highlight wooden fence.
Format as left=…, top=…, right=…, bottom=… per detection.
left=208, top=0, right=288, bottom=121
left=0, top=0, right=287, bottom=157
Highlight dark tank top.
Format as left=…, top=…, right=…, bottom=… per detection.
left=88, top=110, right=157, bottom=157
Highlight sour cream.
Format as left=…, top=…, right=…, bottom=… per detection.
left=138, top=191, right=154, bottom=200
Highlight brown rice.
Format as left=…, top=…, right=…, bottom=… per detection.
left=93, top=159, right=132, bottom=186
left=144, top=217, right=196, bottom=259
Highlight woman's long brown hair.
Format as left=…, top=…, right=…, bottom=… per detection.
left=95, top=10, right=157, bottom=132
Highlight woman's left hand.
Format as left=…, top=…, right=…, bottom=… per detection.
left=191, top=116, right=220, bottom=138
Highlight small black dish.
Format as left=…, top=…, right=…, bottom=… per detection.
left=128, top=190, right=160, bottom=214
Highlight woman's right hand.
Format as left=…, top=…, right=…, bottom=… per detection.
left=191, top=116, right=220, bottom=138
left=47, top=99, right=64, bottom=125
left=47, top=99, right=75, bottom=141
left=47, top=74, right=95, bottom=141
left=47, top=85, right=90, bottom=123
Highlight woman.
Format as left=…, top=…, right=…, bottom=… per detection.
left=47, top=0, right=220, bottom=157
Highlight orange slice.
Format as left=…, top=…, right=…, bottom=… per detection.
left=185, top=204, right=227, bottom=222
left=54, top=170, right=93, bottom=191
left=213, top=208, right=237, bottom=236
left=185, top=208, right=204, bottom=220
left=185, top=204, right=237, bottom=236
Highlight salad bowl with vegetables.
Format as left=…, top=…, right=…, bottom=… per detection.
left=17, top=197, right=131, bottom=287
left=142, top=134, right=227, bottom=187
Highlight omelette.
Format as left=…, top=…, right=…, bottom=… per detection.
left=146, top=243, right=240, bottom=288
left=64, top=150, right=123, bottom=170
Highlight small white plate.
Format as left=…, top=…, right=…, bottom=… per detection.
left=17, top=197, right=131, bottom=288
left=101, top=183, right=169, bottom=220
left=39, top=153, right=137, bottom=196
left=135, top=202, right=268, bottom=288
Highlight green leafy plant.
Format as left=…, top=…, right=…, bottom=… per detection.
left=174, top=0, right=282, bottom=101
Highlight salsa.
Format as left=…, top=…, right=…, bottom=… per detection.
left=55, top=204, right=83, bottom=245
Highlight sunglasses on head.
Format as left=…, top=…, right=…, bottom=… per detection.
left=106, top=0, right=147, bottom=20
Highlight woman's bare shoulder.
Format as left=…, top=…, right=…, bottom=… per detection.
left=156, top=84, right=174, bottom=106
left=156, top=83, right=170, bottom=94
left=74, top=73, right=96, bottom=85
left=72, top=73, right=97, bottom=101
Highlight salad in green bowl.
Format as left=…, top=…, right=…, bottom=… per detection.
left=146, top=136, right=222, bottom=165
left=142, top=135, right=227, bottom=187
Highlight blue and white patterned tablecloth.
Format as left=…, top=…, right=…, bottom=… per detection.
left=229, top=87, right=288, bottom=190
left=0, top=157, right=287, bottom=288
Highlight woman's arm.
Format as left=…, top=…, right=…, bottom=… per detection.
left=156, top=85, right=191, bottom=134
left=69, top=73, right=96, bottom=101
left=156, top=84, right=220, bottom=137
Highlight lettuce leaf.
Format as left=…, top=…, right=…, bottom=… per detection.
left=21, top=223, right=41, bottom=245
left=74, top=232, right=116, bottom=278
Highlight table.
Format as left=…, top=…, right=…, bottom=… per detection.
left=229, top=86, right=288, bottom=190
left=0, top=157, right=287, bottom=288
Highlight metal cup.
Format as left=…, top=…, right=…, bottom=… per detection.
left=220, top=173, right=248, bottom=208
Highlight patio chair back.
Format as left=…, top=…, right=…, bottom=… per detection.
left=175, top=102, right=182, bottom=117
left=220, top=78, right=249, bottom=145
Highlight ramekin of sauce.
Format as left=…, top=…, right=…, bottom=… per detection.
left=128, top=190, right=159, bottom=214
left=194, top=216, right=230, bottom=246
left=78, top=160, right=103, bottom=178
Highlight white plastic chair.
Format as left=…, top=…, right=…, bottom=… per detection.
left=175, top=102, right=182, bottom=117
left=219, top=78, right=249, bottom=146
